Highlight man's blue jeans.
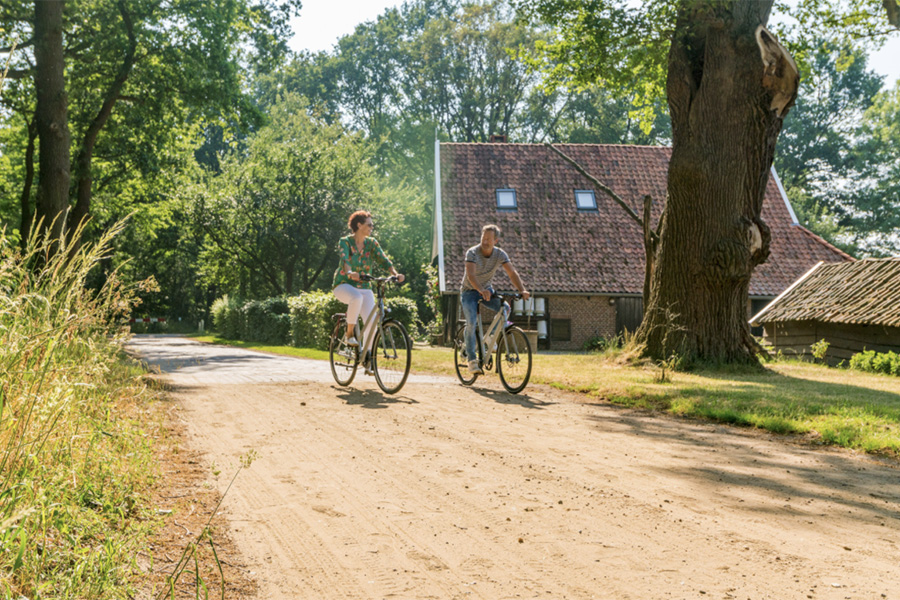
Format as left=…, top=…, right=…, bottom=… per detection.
left=461, top=288, right=502, bottom=363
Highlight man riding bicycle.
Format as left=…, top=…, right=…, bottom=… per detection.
left=460, top=224, right=530, bottom=374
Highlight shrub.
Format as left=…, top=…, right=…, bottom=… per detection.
left=583, top=334, right=620, bottom=352
left=288, top=290, right=421, bottom=350
left=243, top=297, right=291, bottom=345
left=211, top=294, right=244, bottom=339
left=849, top=350, right=900, bottom=376
left=810, top=338, right=830, bottom=362
left=289, top=291, right=345, bottom=350
left=384, top=296, right=421, bottom=339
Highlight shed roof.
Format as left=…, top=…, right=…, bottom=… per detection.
left=750, top=258, right=900, bottom=327
left=437, top=143, right=852, bottom=296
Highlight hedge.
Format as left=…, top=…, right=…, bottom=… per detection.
left=211, top=289, right=421, bottom=351
left=849, top=350, right=900, bottom=376
left=243, top=297, right=292, bottom=345
left=210, top=295, right=244, bottom=340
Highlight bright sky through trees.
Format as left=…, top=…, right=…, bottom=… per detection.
left=288, top=0, right=899, bottom=87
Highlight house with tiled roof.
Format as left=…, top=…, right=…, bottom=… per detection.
left=750, top=258, right=900, bottom=364
left=433, top=141, right=853, bottom=350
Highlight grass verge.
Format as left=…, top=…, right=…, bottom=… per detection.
left=190, top=336, right=900, bottom=458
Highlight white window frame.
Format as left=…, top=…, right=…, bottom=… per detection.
left=575, top=189, right=598, bottom=211
left=496, top=188, right=518, bottom=210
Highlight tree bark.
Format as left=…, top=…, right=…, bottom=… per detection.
left=19, top=116, right=37, bottom=251
left=33, top=0, right=70, bottom=246
left=635, top=0, right=794, bottom=365
left=68, top=0, right=137, bottom=244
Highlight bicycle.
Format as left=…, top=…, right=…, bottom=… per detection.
left=329, top=274, right=412, bottom=395
left=453, top=292, right=533, bottom=394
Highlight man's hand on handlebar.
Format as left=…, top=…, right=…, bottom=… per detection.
left=480, top=289, right=492, bottom=302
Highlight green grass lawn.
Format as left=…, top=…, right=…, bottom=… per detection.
left=190, top=335, right=900, bottom=458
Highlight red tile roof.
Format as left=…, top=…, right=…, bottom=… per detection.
left=438, top=143, right=852, bottom=296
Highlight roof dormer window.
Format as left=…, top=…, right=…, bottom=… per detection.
left=575, top=190, right=597, bottom=211
left=496, top=188, right=518, bottom=210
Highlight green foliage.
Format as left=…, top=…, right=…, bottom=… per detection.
left=242, top=297, right=292, bottom=345
left=210, top=294, right=245, bottom=340
left=194, top=93, right=379, bottom=298
left=811, top=338, right=831, bottom=362
left=513, top=0, right=675, bottom=132
left=0, top=222, right=159, bottom=597
left=582, top=334, right=620, bottom=352
left=422, top=263, right=443, bottom=337
left=385, top=296, right=422, bottom=339
left=849, top=350, right=900, bottom=376
left=288, top=291, right=346, bottom=350
left=774, top=41, right=892, bottom=256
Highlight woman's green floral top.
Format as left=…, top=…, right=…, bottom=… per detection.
left=332, top=235, right=394, bottom=290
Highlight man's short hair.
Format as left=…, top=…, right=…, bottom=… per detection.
left=482, top=224, right=501, bottom=238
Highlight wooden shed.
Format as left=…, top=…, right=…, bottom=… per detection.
left=749, top=258, right=900, bottom=365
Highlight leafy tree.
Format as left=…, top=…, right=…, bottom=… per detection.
left=840, top=82, right=900, bottom=255
left=774, top=42, right=884, bottom=249
left=516, top=0, right=898, bottom=365
left=194, top=94, right=380, bottom=298
left=0, top=0, right=301, bottom=248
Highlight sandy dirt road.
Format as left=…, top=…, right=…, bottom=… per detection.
left=130, top=335, right=900, bottom=600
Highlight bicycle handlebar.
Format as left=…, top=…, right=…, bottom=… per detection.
left=478, top=291, right=522, bottom=303
left=358, top=274, right=401, bottom=284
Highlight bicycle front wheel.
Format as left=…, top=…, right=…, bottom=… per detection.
left=372, top=319, right=411, bottom=394
left=329, top=318, right=358, bottom=386
left=453, top=324, right=478, bottom=385
left=497, top=326, right=532, bottom=394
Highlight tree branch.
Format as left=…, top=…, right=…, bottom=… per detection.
left=885, top=0, right=900, bottom=27
left=544, top=142, right=659, bottom=243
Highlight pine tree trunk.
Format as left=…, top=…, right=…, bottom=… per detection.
left=33, top=0, right=71, bottom=245
left=635, top=0, right=795, bottom=365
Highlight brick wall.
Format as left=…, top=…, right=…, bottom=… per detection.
left=543, top=295, right=617, bottom=351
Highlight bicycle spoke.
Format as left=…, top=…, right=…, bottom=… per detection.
left=453, top=323, right=478, bottom=385
left=373, top=321, right=410, bottom=394
left=497, top=326, right=532, bottom=394
left=329, top=318, right=358, bottom=386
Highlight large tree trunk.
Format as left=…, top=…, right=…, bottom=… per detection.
left=635, top=0, right=797, bottom=365
left=19, top=116, right=37, bottom=251
left=33, top=0, right=70, bottom=245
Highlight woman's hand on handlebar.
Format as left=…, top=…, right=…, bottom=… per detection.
left=349, top=271, right=361, bottom=282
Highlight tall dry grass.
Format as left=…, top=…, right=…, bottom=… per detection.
left=0, top=220, right=158, bottom=598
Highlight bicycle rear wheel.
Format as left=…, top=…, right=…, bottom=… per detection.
left=329, top=318, right=358, bottom=386
left=497, top=326, right=531, bottom=394
left=372, top=319, right=411, bottom=394
left=453, top=324, right=478, bottom=385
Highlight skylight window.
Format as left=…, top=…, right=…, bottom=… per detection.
left=496, top=188, right=518, bottom=210
left=575, top=190, right=597, bottom=211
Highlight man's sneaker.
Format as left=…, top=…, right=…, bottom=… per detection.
left=468, top=360, right=483, bottom=374
left=345, top=336, right=359, bottom=347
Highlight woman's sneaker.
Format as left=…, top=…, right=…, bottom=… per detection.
left=467, top=360, right=483, bottom=374
left=345, top=336, right=359, bottom=347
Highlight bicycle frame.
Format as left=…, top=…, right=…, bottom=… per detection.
left=469, top=294, right=514, bottom=371
left=354, top=285, right=388, bottom=358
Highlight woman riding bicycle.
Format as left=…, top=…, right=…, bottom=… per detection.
left=333, top=211, right=404, bottom=355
